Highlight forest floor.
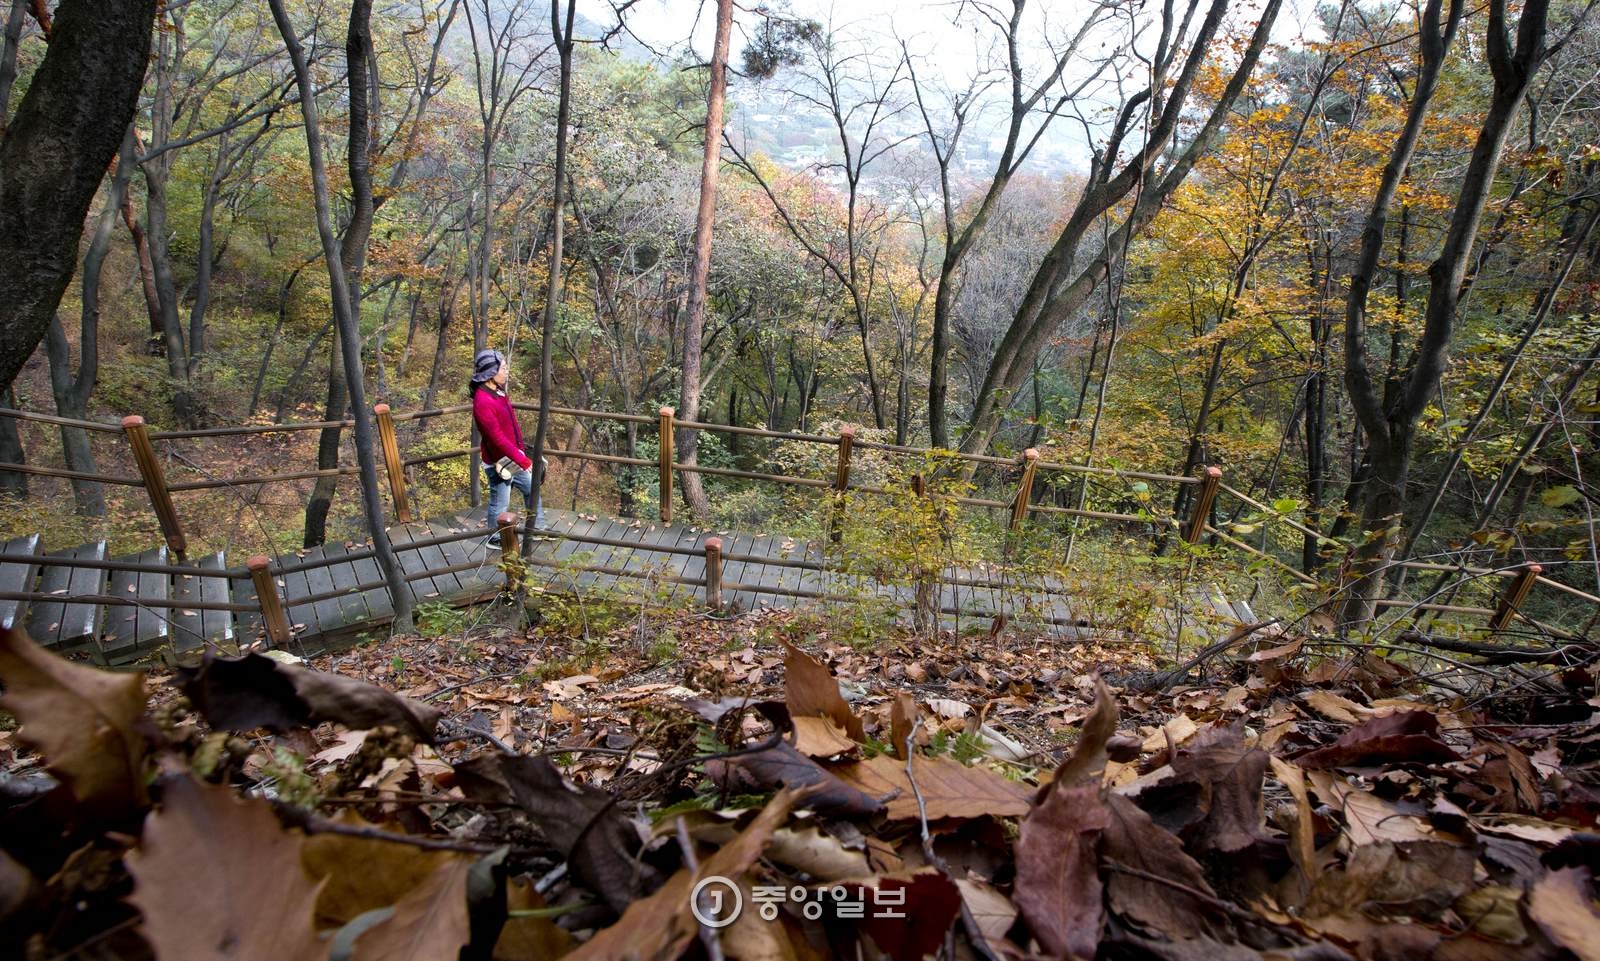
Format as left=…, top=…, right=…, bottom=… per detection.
left=2, top=604, right=1598, bottom=961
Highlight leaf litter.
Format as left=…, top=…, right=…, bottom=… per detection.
left=0, top=607, right=1598, bottom=961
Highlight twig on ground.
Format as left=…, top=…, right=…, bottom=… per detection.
left=676, top=816, right=728, bottom=961
left=905, top=718, right=1004, bottom=961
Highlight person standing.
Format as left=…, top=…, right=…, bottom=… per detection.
left=469, top=349, right=545, bottom=544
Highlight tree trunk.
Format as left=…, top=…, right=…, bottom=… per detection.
left=187, top=166, right=225, bottom=380
left=120, top=147, right=165, bottom=347
left=0, top=388, right=24, bottom=497
left=1400, top=200, right=1599, bottom=561
left=42, top=130, right=134, bottom=516
left=0, top=0, right=156, bottom=391
left=304, top=0, right=381, bottom=548
left=676, top=0, right=734, bottom=522
left=269, top=0, right=413, bottom=633
left=524, top=0, right=575, bottom=557
left=959, top=0, right=1283, bottom=457
left=250, top=265, right=304, bottom=415
left=1340, top=0, right=1547, bottom=628
left=0, top=0, right=28, bottom=133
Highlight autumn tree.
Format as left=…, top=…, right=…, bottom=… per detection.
left=1339, top=0, right=1558, bottom=627
left=959, top=0, right=1285, bottom=457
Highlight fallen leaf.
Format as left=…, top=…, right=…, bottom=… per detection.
left=177, top=652, right=442, bottom=743
left=1306, top=841, right=1475, bottom=920
left=719, top=874, right=804, bottom=961
left=790, top=716, right=859, bottom=758
left=955, top=878, right=1017, bottom=960
left=1528, top=867, right=1600, bottom=961
left=1303, top=691, right=1370, bottom=724
left=0, top=626, right=148, bottom=822
left=1139, top=714, right=1200, bottom=754
left=564, top=789, right=801, bottom=961
left=855, top=869, right=963, bottom=961
left=1295, top=711, right=1459, bottom=769
left=925, top=697, right=971, bottom=720
left=349, top=854, right=473, bottom=961
left=127, top=775, right=325, bottom=961
left=783, top=644, right=864, bottom=741
left=1014, top=784, right=1107, bottom=958
left=494, top=877, right=574, bottom=961
left=301, top=812, right=467, bottom=927
left=455, top=753, right=658, bottom=913
left=311, top=730, right=368, bottom=767
left=767, top=824, right=869, bottom=880
left=1246, top=637, right=1304, bottom=662
left=1473, top=815, right=1577, bottom=846
left=830, top=752, right=1031, bottom=821
left=710, top=741, right=885, bottom=817
left=1454, top=885, right=1529, bottom=943
left=0, top=848, right=35, bottom=924
left=1052, top=678, right=1117, bottom=789
left=1101, top=794, right=1219, bottom=940
left=1269, top=756, right=1320, bottom=888
left=1306, top=771, right=1435, bottom=847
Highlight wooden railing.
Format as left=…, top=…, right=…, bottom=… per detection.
left=1, top=401, right=1595, bottom=647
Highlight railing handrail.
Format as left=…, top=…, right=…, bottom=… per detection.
left=3, top=399, right=1594, bottom=638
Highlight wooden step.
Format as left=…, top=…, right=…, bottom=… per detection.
left=102, top=547, right=168, bottom=659
left=27, top=542, right=107, bottom=655
left=171, top=552, right=233, bottom=654
left=0, top=533, right=41, bottom=631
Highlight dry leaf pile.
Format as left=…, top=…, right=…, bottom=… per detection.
left=1, top=615, right=1599, bottom=961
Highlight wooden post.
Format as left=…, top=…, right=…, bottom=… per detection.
left=834, top=427, right=855, bottom=491
left=1183, top=466, right=1223, bottom=544
left=123, top=415, right=187, bottom=561
left=658, top=406, right=674, bottom=524
left=1490, top=563, right=1542, bottom=631
left=704, top=536, right=723, bottom=610
left=247, top=555, right=291, bottom=646
left=497, top=512, right=521, bottom=592
left=374, top=403, right=411, bottom=523
left=1010, top=449, right=1039, bottom=532
left=830, top=427, right=855, bottom=544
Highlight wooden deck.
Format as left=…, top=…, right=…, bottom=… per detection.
left=0, top=507, right=1251, bottom=665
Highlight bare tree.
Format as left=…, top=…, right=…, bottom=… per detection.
left=676, top=0, right=734, bottom=520
left=524, top=0, right=575, bottom=555
left=728, top=22, right=914, bottom=430
left=305, top=0, right=459, bottom=545
left=268, top=0, right=414, bottom=633
left=906, top=0, right=1115, bottom=449
left=958, top=0, right=1285, bottom=457
left=43, top=130, right=142, bottom=516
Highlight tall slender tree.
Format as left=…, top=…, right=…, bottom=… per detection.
left=269, top=0, right=414, bottom=633
left=1340, top=0, right=1555, bottom=627
left=677, top=0, right=735, bottom=520
left=525, top=0, right=575, bottom=553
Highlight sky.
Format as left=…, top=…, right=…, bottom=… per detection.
left=576, top=0, right=1333, bottom=66
left=571, top=0, right=1334, bottom=173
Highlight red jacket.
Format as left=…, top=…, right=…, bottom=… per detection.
left=473, top=386, right=531, bottom=469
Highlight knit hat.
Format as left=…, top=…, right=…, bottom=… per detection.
left=472, top=349, right=506, bottom=383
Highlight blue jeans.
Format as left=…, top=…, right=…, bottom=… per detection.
left=486, top=465, right=544, bottom=532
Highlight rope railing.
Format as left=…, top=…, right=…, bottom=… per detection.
left=0, top=407, right=125, bottom=432
left=3, top=397, right=1591, bottom=647
left=0, top=461, right=145, bottom=486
